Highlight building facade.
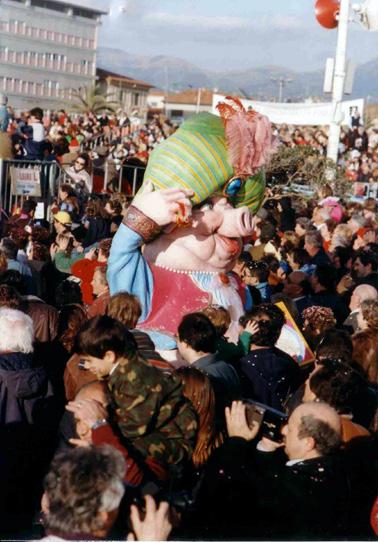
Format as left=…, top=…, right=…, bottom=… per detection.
left=164, top=88, right=214, bottom=123
left=0, top=0, right=107, bottom=111
left=97, top=68, right=153, bottom=121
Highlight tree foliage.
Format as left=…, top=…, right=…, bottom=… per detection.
left=265, top=145, right=350, bottom=197
left=70, top=84, right=120, bottom=115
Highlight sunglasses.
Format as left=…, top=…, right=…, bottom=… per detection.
left=222, top=176, right=246, bottom=199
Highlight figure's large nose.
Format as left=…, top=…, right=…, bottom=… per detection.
left=217, top=206, right=255, bottom=237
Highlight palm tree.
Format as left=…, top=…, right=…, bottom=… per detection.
left=70, top=84, right=120, bottom=115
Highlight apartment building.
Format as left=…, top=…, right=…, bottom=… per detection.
left=0, top=0, right=107, bottom=111
left=97, top=68, right=153, bottom=121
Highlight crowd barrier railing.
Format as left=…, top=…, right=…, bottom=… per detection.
left=0, top=158, right=61, bottom=220
left=0, top=158, right=146, bottom=223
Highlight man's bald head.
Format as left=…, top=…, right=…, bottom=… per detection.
left=350, top=284, right=377, bottom=311
left=295, top=402, right=341, bottom=435
left=75, top=380, right=110, bottom=406
left=283, top=402, right=342, bottom=460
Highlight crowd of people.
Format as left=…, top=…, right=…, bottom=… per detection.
left=273, top=113, right=378, bottom=195
left=0, top=98, right=378, bottom=541
left=1, top=96, right=173, bottom=195
left=0, top=171, right=377, bottom=539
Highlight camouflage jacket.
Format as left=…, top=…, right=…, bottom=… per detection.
left=108, top=354, right=197, bottom=466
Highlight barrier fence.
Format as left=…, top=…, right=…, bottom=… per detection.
left=0, top=158, right=146, bottom=221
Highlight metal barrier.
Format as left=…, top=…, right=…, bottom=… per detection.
left=0, top=158, right=146, bottom=223
left=0, top=159, right=61, bottom=219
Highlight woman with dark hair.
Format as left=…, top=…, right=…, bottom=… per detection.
left=303, top=361, right=371, bottom=444
left=65, top=152, right=92, bottom=195
left=36, top=304, right=88, bottom=407
left=56, top=184, right=80, bottom=223
left=175, top=366, right=222, bottom=470
left=82, top=198, right=110, bottom=247
left=27, top=241, right=56, bottom=304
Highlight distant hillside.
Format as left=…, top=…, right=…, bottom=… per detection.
left=97, top=47, right=378, bottom=101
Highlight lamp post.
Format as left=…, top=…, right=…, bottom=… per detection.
left=326, top=0, right=350, bottom=164
left=270, top=76, right=293, bottom=102
left=316, top=0, right=378, bottom=165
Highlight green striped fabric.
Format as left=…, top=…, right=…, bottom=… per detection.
left=142, top=112, right=265, bottom=213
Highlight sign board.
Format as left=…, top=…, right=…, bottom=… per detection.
left=212, top=94, right=364, bottom=127
left=275, top=301, right=315, bottom=366
left=10, top=166, right=42, bottom=197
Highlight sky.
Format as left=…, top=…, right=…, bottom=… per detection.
left=83, top=0, right=378, bottom=73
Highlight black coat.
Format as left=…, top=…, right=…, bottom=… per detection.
left=240, top=347, right=302, bottom=410
left=192, top=436, right=374, bottom=540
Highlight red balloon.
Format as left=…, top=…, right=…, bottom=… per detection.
left=315, top=0, right=339, bottom=28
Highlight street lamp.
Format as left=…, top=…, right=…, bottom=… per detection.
left=270, top=76, right=293, bottom=103
left=315, top=0, right=378, bottom=164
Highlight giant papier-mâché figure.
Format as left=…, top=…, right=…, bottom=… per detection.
left=108, top=97, right=275, bottom=350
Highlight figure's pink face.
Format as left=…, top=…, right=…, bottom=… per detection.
left=144, top=196, right=255, bottom=273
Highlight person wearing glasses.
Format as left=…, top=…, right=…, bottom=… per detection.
left=65, top=153, right=92, bottom=195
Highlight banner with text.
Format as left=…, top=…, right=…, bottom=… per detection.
left=212, top=94, right=364, bottom=126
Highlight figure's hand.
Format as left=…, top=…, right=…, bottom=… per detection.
left=226, top=401, right=260, bottom=441
left=66, top=399, right=108, bottom=427
left=133, top=180, right=193, bottom=227
left=128, top=495, right=172, bottom=542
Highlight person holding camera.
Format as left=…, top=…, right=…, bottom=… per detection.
left=193, top=400, right=368, bottom=540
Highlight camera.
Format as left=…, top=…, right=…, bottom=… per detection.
left=244, top=400, right=288, bottom=443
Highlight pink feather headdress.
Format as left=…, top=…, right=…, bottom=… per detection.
left=216, top=96, right=276, bottom=177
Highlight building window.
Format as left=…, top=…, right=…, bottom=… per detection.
left=0, top=20, right=9, bottom=31
left=133, top=93, right=139, bottom=106
left=9, top=19, right=17, bottom=32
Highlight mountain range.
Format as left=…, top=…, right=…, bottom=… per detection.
left=98, top=47, right=378, bottom=101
